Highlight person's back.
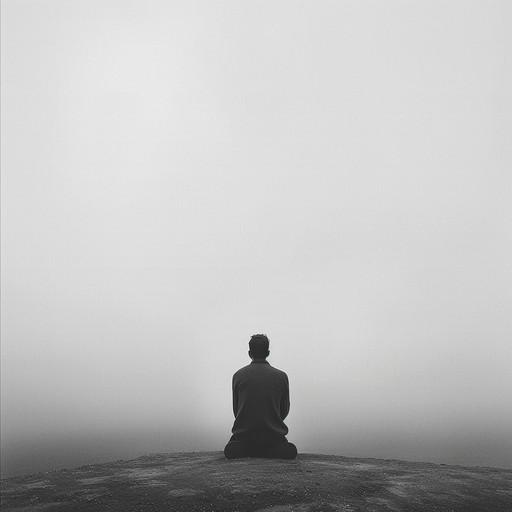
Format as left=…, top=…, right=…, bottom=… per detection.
left=224, top=334, right=297, bottom=460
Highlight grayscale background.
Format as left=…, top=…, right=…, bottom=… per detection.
left=1, top=0, right=511, bottom=478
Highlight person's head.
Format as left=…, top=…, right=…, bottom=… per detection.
left=248, top=334, right=270, bottom=360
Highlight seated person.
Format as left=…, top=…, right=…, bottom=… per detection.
left=224, top=334, right=297, bottom=460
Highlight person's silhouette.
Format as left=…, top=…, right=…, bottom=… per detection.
left=224, top=334, right=298, bottom=459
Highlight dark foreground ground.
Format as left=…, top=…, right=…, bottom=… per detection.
left=1, top=452, right=511, bottom=511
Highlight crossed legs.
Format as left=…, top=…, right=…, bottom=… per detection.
left=224, top=440, right=297, bottom=460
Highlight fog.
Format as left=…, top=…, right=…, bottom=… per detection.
left=1, top=0, right=511, bottom=478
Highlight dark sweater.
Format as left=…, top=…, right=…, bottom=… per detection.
left=231, top=360, right=290, bottom=442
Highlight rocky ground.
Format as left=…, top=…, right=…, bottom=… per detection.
left=1, top=451, right=511, bottom=511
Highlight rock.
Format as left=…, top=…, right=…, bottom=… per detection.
left=1, top=451, right=511, bottom=511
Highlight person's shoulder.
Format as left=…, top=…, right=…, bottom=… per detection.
left=268, top=364, right=289, bottom=379
left=233, top=364, right=252, bottom=378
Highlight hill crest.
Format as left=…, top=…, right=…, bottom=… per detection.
left=2, top=451, right=511, bottom=511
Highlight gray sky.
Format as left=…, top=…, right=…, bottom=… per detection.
left=2, top=0, right=511, bottom=475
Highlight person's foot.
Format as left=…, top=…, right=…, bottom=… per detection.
left=224, top=441, right=250, bottom=459
left=270, top=442, right=298, bottom=460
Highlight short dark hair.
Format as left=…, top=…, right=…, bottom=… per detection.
left=249, top=334, right=269, bottom=358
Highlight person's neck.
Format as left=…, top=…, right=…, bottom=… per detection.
left=251, top=358, right=268, bottom=363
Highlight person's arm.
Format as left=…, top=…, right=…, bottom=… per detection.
left=280, top=374, right=290, bottom=419
left=232, top=375, right=238, bottom=418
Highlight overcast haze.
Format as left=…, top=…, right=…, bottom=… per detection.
left=1, top=0, right=511, bottom=478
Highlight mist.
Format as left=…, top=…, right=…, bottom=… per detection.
left=2, top=0, right=511, bottom=478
